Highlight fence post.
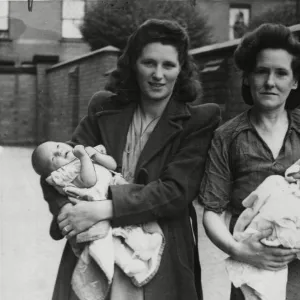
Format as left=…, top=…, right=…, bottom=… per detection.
left=33, top=55, right=59, bottom=145
left=68, top=66, right=80, bottom=131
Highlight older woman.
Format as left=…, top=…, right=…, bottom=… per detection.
left=201, top=23, right=300, bottom=300
left=41, top=19, right=220, bottom=300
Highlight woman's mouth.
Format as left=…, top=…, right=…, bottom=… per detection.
left=149, top=82, right=165, bottom=88
left=261, top=92, right=277, bottom=95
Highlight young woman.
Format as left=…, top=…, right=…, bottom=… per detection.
left=41, top=19, right=221, bottom=300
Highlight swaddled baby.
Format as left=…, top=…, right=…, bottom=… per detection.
left=32, top=141, right=165, bottom=300
left=225, top=161, right=300, bottom=300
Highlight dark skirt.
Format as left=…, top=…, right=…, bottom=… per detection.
left=52, top=242, right=79, bottom=300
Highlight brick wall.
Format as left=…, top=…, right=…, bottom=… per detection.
left=0, top=66, right=36, bottom=144
left=45, top=46, right=120, bottom=142
left=0, top=46, right=119, bottom=145
left=193, top=46, right=236, bottom=121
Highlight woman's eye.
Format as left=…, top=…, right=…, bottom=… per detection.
left=163, top=63, right=176, bottom=69
left=276, top=70, right=288, bottom=77
left=143, top=60, right=154, bottom=66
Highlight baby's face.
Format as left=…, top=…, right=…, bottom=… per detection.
left=39, top=141, right=76, bottom=172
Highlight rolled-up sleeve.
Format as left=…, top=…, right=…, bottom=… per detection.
left=199, top=130, right=232, bottom=213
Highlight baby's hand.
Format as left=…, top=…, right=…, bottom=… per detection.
left=286, top=163, right=300, bottom=182
left=73, top=145, right=88, bottom=159
left=85, top=146, right=98, bottom=157
left=113, top=174, right=129, bottom=185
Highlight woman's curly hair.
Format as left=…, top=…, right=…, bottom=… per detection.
left=110, top=19, right=201, bottom=103
left=234, top=23, right=300, bottom=109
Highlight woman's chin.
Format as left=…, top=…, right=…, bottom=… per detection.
left=254, top=101, right=285, bottom=111
left=145, top=91, right=171, bottom=102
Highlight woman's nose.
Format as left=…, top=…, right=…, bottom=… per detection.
left=152, top=66, right=163, bottom=80
left=265, top=73, right=275, bottom=88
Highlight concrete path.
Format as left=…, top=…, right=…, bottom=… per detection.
left=0, top=146, right=230, bottom=300
left=0, top=146, right=65, bottom=300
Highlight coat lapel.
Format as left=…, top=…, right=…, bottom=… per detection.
left=135, top=97, right=191, bottom=174
left=95, top=102, right=136, bottom=171
left=94, top=95, right=191, bottom=175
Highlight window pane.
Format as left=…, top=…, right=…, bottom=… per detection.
left=0, top=1, right=9, bottom=17
left=62, top=19, right=82, bottom=38
left=229, top=7, right=250, bottom=40
left=63, top=1, right=85, bottom=19
left=229, top=8, right=250, bottom=26
left=0, top=17, right=8, bottom=30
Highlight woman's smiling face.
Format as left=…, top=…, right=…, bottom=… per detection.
left=135, top=42, right=181, bottom=104
left=246, top=48, right=298, bottom=111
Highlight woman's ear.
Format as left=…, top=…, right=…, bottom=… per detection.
left=243, top=77, right=249, bottom=86
left=292, top=79, right=298, bottom=90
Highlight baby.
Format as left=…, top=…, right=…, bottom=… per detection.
left=225, top=163, right=300, bottom=300
left=32, top=142, right=120, bottom=206
left=32, top=141, right=165, bottom=300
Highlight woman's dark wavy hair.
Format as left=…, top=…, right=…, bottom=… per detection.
left=234, top=23, right=300, bottom=109
left=112, top=19, right=202, bottom=103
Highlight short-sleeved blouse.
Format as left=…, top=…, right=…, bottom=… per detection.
left=200, top=108, right=300, bottom=221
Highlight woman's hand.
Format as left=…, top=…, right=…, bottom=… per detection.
left=57, top=198, right=113, bottom=239
left=233, top=229, right=300, bottom=271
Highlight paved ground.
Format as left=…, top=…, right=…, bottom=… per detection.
left=0, top=146, right=230, bottom=300
left=0, top=146, right=65, bottom=300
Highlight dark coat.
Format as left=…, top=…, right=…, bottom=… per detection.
left=42, top=91, right=221, bottom=300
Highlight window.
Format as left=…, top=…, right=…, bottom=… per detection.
left=0, top=0, right=9, bottom=38
left=62, top=0, right=85, bottom=39
left=229, top=5, right=250, bottom=40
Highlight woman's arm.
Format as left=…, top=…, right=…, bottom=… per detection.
left=203, top=209, right=299, bottom=271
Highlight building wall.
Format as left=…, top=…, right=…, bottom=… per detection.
left=0, top=46, right=119, bottom=145
left=0, top=0, right=294, bottom=65
left=0, top=0, right=89, bottom=64
left=198, top=0, right=293, bottom=42
left=2, top=24, right=300, bottom=145
left=46, top=46, right=120, bottom=142
left=194, top=48, right=252, bottom=121
left=0, top=1, right=299, bottom=145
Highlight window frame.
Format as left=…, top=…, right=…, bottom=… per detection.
left=61, top=0, right=86, bottom=40
left=0, top=0, right=10, bottom=39
left=229, top=4, right=251, bottom=40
